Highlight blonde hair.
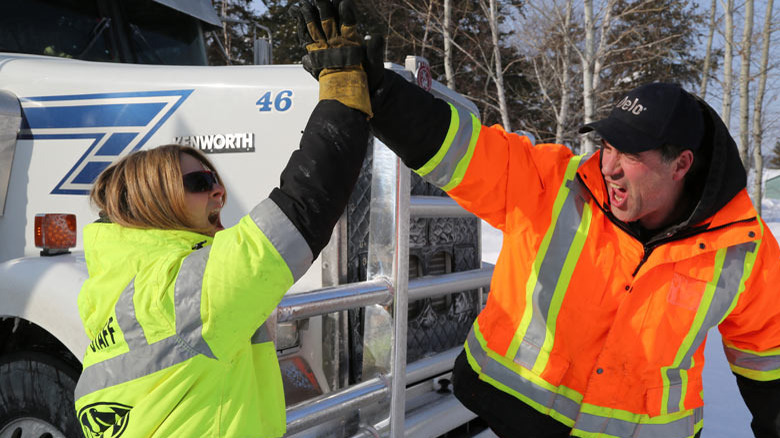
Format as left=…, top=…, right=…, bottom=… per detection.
left=90, top=145, right=225, bottom=234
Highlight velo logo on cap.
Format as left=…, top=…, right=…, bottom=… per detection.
left=615, top=96, right=647, bottom=115
left=578, top=82, right=705, bottom=154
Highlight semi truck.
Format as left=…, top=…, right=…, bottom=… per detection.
left=0, top=1, right=495, bottom=437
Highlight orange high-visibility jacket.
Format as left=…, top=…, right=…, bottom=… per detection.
left=408, top=103, right=780, bottom=438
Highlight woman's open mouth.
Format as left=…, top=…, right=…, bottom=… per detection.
left=208, top=209, right=224, bottom=231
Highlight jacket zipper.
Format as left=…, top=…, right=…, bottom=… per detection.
left=575, top=174, right=758, bottom=277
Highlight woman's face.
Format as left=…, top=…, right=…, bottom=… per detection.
left=180, top=152, right=225, bottom=236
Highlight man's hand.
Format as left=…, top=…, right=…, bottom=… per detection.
left=290, top=0, right=373, bottom=117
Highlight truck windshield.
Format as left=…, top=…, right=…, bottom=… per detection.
left=1, top=0, right=209, bottom=65
left=0, top=0, right=115, bottom=61
left=122, top=0, right=208, bottom=66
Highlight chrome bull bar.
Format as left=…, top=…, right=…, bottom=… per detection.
left=280, top=138, right=493, bottom=438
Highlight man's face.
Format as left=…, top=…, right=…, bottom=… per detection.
left=600, top=141, right=689, bottom=230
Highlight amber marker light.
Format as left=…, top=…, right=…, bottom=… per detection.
left=34, top=213, right=77, bottom=256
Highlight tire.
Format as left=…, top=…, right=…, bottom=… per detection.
left=0, top=351, right=81, bottom=438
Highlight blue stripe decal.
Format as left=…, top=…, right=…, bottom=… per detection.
left=72, top=162, right=112, bottom=184
left=22, top=103, right=166, bottom=129
left=17, top=89, right=193, bottom=195
left=21, top=89, right=195, bottom=102
left=97, top=133, right=138, bottom=156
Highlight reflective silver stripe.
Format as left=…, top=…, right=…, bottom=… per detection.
left=466, top=328, right=581, bottom=421
left=724, top=346, right=780, bottom=371
left=175, top=247, right=216, bottom=359
left=515, top=177, right=589, bottom=369
left=466, top=328, right=488, bottom=368
left=75, top=248, right=219, bottom=400
left=75, top=332, right=199, bottom=400
left=664, top=242, right=755, bottom=413
left=114, top=279, right=145, bottom=350
left=421, top=105, right=476, bottom=188
left=468, top=327, right=703, bottom=438
left=250, top=198, right=313, bottom=282
left=574, top=408, right=701, bottom=438
left=251, top=323, right=271, bottom=344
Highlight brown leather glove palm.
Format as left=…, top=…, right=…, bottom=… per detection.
left=291, top=0, right=372, bottom=117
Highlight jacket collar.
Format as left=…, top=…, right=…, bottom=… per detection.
left=83, top=223, right=213, bottom=277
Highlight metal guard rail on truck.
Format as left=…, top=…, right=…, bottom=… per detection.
left=279, top=140, right=493, bottom=437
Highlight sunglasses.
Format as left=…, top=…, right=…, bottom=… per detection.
left=182, top=170, right=219, bottom=193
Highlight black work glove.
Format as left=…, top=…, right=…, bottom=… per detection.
left=362, top=33, right=386, bottom=96
left=290, top=0, right=373, bottom=117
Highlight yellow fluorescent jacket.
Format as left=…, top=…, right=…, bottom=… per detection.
left=417, top=104, right=780, bottom=438
left=75, top=199, right=312, bottom=438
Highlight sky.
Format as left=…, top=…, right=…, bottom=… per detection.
left=249, top=0, right=779, bottom=163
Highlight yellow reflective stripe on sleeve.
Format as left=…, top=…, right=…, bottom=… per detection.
left=441, top=114, right=480, bottom=192
left=416, top=103, right=460, bottom=177
left=506, top=155, right=585, bottom=364
left=415, top=103, right=481, bottom=193
left=725, top=343, right=780, bottom=381
left=728, top=364, right=780, bottom=381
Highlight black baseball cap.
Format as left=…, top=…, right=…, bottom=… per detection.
left=579, top=83, right=704, bottom=154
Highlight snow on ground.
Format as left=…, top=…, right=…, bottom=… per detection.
left=479, top=196, right=780, bottom=437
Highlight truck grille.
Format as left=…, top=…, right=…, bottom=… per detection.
left=346, top=147, right=481, bottom=382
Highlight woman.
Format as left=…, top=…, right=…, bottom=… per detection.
left=73, top=99, right=370, bottom=437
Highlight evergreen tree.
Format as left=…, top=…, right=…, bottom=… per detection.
left=597, top=0, right=709, bottom=111
left=769, top=141, right=780, bottom=169
left=206, top=0, right=263, bottom=65
left=253, top=0, right=302, bottom=65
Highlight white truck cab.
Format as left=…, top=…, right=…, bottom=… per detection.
left=0, top=2, right=493, bottom=437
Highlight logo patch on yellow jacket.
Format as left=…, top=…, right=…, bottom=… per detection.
left=78, top=402, right=132, bottom=438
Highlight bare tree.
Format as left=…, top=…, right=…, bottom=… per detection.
left=737, top=0, right=754, bottom=167
left=556, top=0, right=574, bottom=144
left=581, top=0, right=597, bottom=153
left=700, top=0, right=717, bottom=96
left=419, top=0, right=435, bottom=58
left=751, top=0, right=775, bottom=213
left=481, top=0, right=512, bottom=131
left=360, top=0, right=709, bottom=143
left=721, top=0, right=735, bottom=129
left=443, top=0, right=455, bottom=89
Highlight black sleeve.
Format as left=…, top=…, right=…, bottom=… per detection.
left=735, top=373, right=780, bottom=437
left=369, top=69, right=453, bottom=170
left=269, top=99, right=369, bottom=259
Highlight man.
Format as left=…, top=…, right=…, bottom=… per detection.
left=293, top=2, right=780, bottom=437
left=372, top=77, right=780, bottom=438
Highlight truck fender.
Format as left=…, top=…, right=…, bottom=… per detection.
left=0, top=252, right=89, bottom=362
